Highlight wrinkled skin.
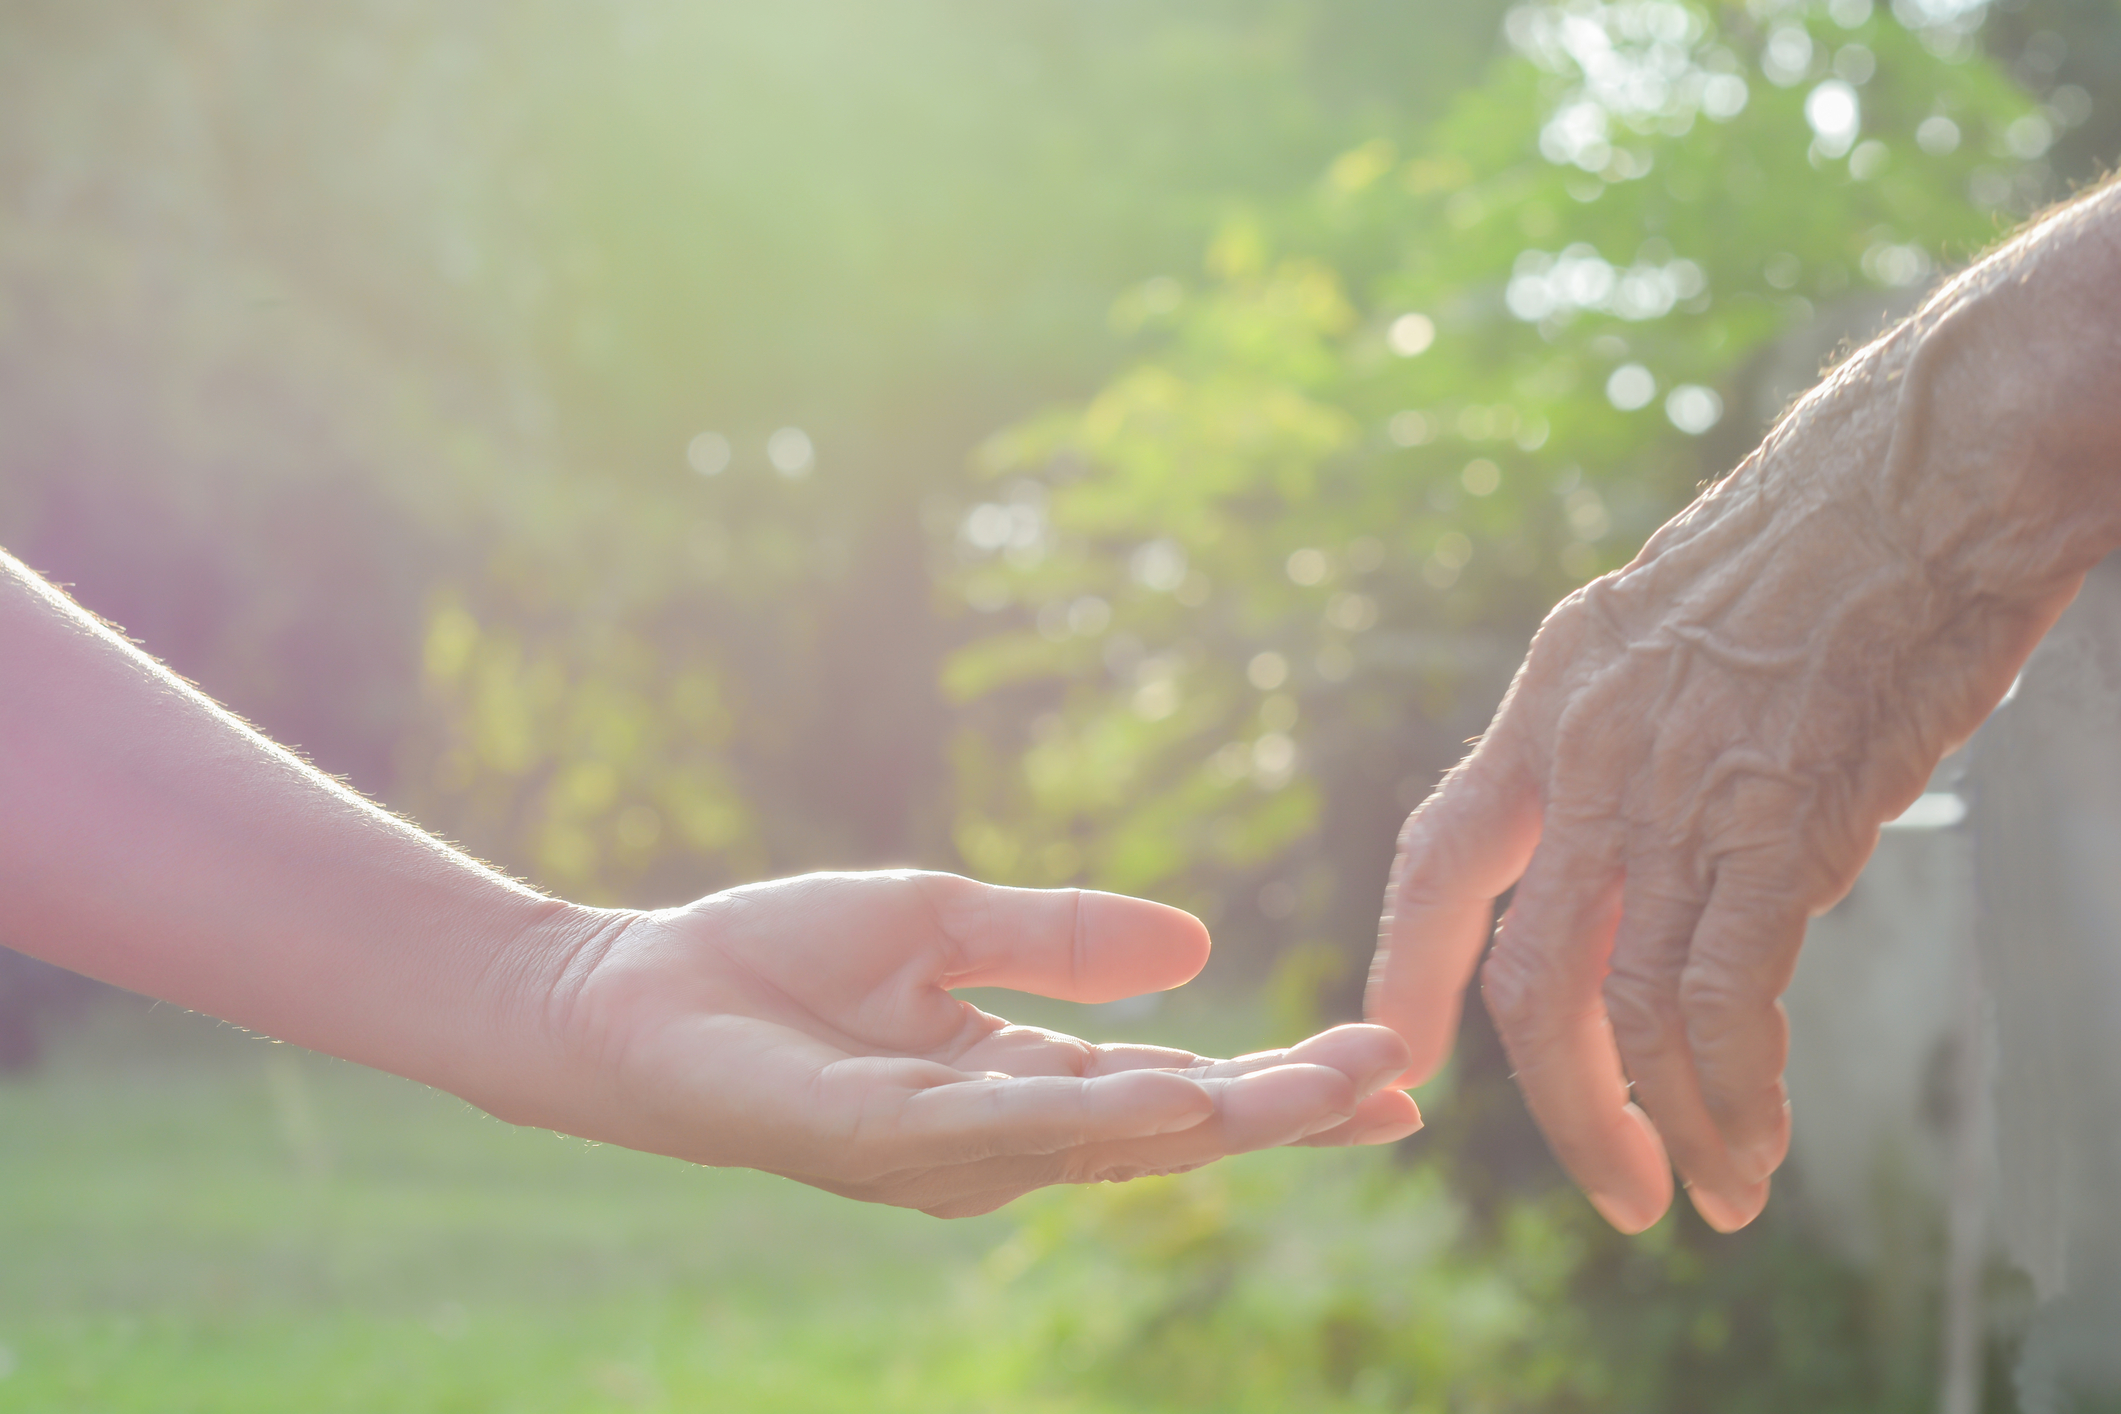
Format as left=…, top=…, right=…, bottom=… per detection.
left=1369, top=182, right=2121, bottom=1233
left=535, top=871, right=1420, bottom=1217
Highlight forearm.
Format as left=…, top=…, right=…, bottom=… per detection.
left=0, top=552, right=1421, bottom=1205
left=1598, top=183, right=2121, bottom=779
left=1371, top=182, right=2121, bottom=1235
left=1873, top=178, right=2121, bottom=593
left=0, top=550, right=608, bottom=1108
left=1681, top=181, right=2121, bottom=597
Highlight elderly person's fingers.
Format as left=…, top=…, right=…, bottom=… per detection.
left=1367, top=738, right=1545, bottom=1087
left=1603, top=857, right=1770, bottom=1232
left=1482, top=827, right=1674, bottom=1233
left=1680, top=866, right=1809, bottom=1186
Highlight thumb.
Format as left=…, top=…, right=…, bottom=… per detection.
left=925, top=875, right=1211, bottom=1002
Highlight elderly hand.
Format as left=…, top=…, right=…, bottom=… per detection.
left=1367, top=185, right=2121, bottom=1234
left=524, top=870, right=1420, bottom=1217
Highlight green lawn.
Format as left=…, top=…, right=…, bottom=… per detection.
left=0, top=991, right=1917, bottom=1414
left=0, top=994, right=1245, bottom=1414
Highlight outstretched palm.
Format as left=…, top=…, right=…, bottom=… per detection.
left=547, top=870, right=1419, bottom=1215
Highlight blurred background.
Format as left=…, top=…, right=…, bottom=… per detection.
left=3, top=0, right=2116, bottom=1409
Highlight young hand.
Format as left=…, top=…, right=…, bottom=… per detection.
left=508, top=870, right=1420, bottom=1216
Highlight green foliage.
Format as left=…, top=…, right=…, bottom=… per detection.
left=991, top=1155, right=1576, bottom=1411
left=993, top=1148, right=1925, bottom=1414
left=0, top=0, right=1521, bottom=896
left=1, top=3, right=2100, bottom=1409
left=932, top=15, right=2055, bottom=1405
left=945, top=0, right=2043, bottom=954
left=0, top=1001, right=2000, bottom=1414
left=405, top=596, right=762, bottom=900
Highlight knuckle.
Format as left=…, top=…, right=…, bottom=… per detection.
left=1727, top=1074, right=1789, bottom=1121
left=1677, top=965, right=1759, bottom=1038
left=1396, top=800, right=1440, bottom=855
left=1537, top=589, right=1591, bottom=644
left=1403, top=769, right=1475, bottom=840
left=1480, top=945, right=1547, bottom=1032
left=1602, top=972, right=1678, bottom=1059
left=1396, top=844, right=1459, bottom=906
left=1533, top=576, right=1619, bottom=656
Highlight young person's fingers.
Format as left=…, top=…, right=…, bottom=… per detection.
left=897, top=1062, right=1362, bottom=1215
left=1290, top=1086, right=1423, bottom=1147
left=954, top=1023, right=1410, bottom=1098
left=1209, top=1062, right=1362, bottom=1150
left=1366, top=734, right=1544, bottom=1086
left=1602, top=857, right=1768, bottom=1232
left=1280, top=1023, right=1414, bottom=1092
left=1171, top=1024, right=1412, bottom=1096
left=1482, top=822, right=1673, bottom=1233
left=951, top=1026, right=1202, bottom=1079
left=867, top=1061, right=1215, bottom=1170
left=921, top=874, right=1211, bottom=1002
left=921, top=1089, right=1419, bottom=1216
left=1082, top=1041, right=1216, bottom=1072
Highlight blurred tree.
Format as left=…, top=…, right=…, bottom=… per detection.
left=0, top=1, right=2108, bottom=1406
left=996, top=1151, right=1921, bottom=1413
left=947, top=1, right=2083, bottom=1406
left=0, top=0, right=1518, bottom=907
left=946, top=0, right=2048, bottom=989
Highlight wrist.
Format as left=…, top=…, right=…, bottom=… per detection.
left=440, top=896, right=641, bottom=1130
left=1867, top=291, right=2114, bottom=606
left=1866, top=185, right=2121, bottom=605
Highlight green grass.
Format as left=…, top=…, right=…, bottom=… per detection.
left=0, top=991, right=1928, bottom=1414
left=0, top=994, right=1245, bottom=1414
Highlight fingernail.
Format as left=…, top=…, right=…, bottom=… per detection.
left=1352, top=1041, right=1417, bottom=1097
left=1354, top=1116, right=1423, bottom=1145
left=1688, top=1182, right=1768, bottom=1234
left=1353, top=1066, right=1398, bottom=1098
left=1296, top=1105, right=1360, bottom=1140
